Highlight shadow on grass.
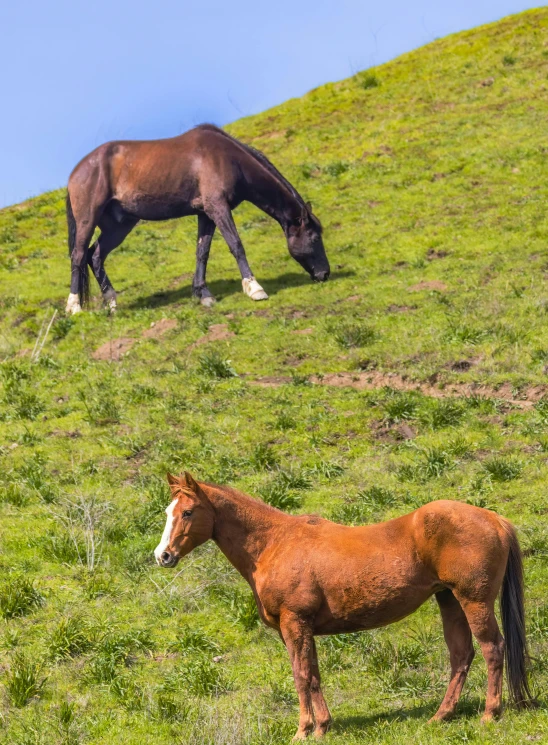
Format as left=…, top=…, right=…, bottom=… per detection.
left=127, top=270, right=355, bottom=310
left=332, top=696, right=488, bottom=735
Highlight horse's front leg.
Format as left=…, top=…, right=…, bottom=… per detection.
left=280, top=612, right=325, bottom=740
left=310, top=639, right=332, bottom=737
left=193, top=213, right=217, bottom=307
left=206, top=204, right=268, bottom=301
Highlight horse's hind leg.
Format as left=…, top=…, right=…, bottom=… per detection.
left=192, top=213, right=216, bottom=307
left=457, top=597, right=505, bottom=722
left=88, top=212, right=138, bottom=311
left=66, top=159, right=109, bottom=313
left=431, top=589, right=475, bottom=722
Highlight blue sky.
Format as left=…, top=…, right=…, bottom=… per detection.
left=0, top=0, right=539, bottom=208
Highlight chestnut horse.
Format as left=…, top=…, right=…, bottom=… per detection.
left=65, top=124, right=330, bottom=314
left=155, top=473, right=534, bottom=739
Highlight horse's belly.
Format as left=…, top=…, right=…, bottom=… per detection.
left=313, top=585, right=434, bottom=634
left=312, top=558, right=437, bottom=634
left=118, top=194, right=197, bottom=221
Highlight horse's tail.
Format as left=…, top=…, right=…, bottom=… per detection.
left=66, top=190, right=89, bottom=306
left=500, top=521, right=535, bottom=708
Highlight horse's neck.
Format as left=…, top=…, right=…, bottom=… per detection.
left=247, top=167, right=302, bottom=230
left=204, top=484, right=285, bottom=580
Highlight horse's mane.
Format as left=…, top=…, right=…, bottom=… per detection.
left=195, top=124, right=322, bottom=232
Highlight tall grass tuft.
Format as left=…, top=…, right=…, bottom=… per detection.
left=483, top=456, right=523, bottom=482
left=49, top=615, right=93, bottom=661
left=331, top=486, right=397, bottom=525
left=329, top=320, right=377, bottom=348
left=383, top=392, right=419, bottom=423
left=175, top=653, right=230, bottom=696
left=0, top=576, right=43, bottom=620
left=5, top=653, right=47, bottom=707
left=198, top=351, right=237, bottom=379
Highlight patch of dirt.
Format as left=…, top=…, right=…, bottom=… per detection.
left=451, top=359, right=474, bottom=372
left=397, top=423, right=417, bottom=440
left=407, top=280, right=447, bottom=293
left=427, top=249, right=448, bottom=260
left=479, top=77, right=495, bottom=87
left=189, top=323, right=235, bottom=349
left=372, top=420, right=417, bottom=442
left=387, top=304, right=416, bottom=313
left=285, top=309, right=308, bottom=319
left=142, top=318, right=178, bottom=338
left=346, top=295, right=361, bottom=302
left=251, top=375, right=290, bottom=387
left=282, top=355, right=306, bottom=367
left=250, top=370, right=546, bottom=410
left=291, top=328, right=314, bottom=335
left=356, top=359, right=377, bottom=371
left=92, top=338, right=135, bottom=361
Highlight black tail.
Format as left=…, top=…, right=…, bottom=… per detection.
left=66, top=191, right=89, bottom=306
left=500, top=525, right=535, bottom=708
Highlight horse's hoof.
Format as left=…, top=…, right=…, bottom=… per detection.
left=200, top=296, right=216, bottom=308
left=428, top=714, right=449, bottom=724
left=66, top=293, right=82, bottom=315
left=107, top=298, right=117, bottom=314
left=242, top=277, right=268, bottom=301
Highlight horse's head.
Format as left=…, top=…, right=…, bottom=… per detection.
left=286, top=203, right=330, bottom=282
left=154, top=472, right=215, bottom=568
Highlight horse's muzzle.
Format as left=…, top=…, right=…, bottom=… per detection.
left=159, top=551, right=179, bottom=568
left=313, top=270, right=330, bottom=282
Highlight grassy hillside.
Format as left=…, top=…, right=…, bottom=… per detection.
left=1, top=7, right=548, bottom=744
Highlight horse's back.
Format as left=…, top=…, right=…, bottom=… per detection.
left=68, top=126, right=249, bottom=217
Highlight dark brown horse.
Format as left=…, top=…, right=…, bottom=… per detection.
left=155, top=473, right=534, bottom=740
left=65, top=124, right=330, bottom=314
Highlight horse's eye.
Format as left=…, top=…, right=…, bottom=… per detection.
left=183, top=510, right=193, bottom=518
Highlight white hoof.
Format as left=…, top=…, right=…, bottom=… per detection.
left=200, top=296, right=215, bottom=307
left=66, top=293, right=82, bottom=315
left=107, top=297, right=117, bottom=314
left=242, top=277, right=268, bottom=301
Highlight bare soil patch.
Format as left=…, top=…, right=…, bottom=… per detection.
left=143, top=318, right=178, bottom=338
left=427, top=249, right=448, bottom=260
left=251, top=370, right=546, bottom=409
left=387, top=304, right=416, bottom=313
left=407, top=280, right=447, bottom=292
left=92, top=338, right=136, bottom=361
left=190, top=323, right=235, bottom=349
left=291, top=328, right=314, bottom=335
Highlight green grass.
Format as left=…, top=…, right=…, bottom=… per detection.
left=1, top=8, right=548, bottom=744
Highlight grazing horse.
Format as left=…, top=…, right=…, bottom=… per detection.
left=65, top=124, right=330, bottom=314
left=155, top=473, right=534, bottom=739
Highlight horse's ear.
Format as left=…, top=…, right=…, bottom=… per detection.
left=305, top=200, right=313, bottom=213
left=166, top=473, right=179, bottom=487
left=182, top=471, right=199, bottom=492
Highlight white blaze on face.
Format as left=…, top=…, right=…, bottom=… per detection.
left=154, top=500, right=176, bottom=564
